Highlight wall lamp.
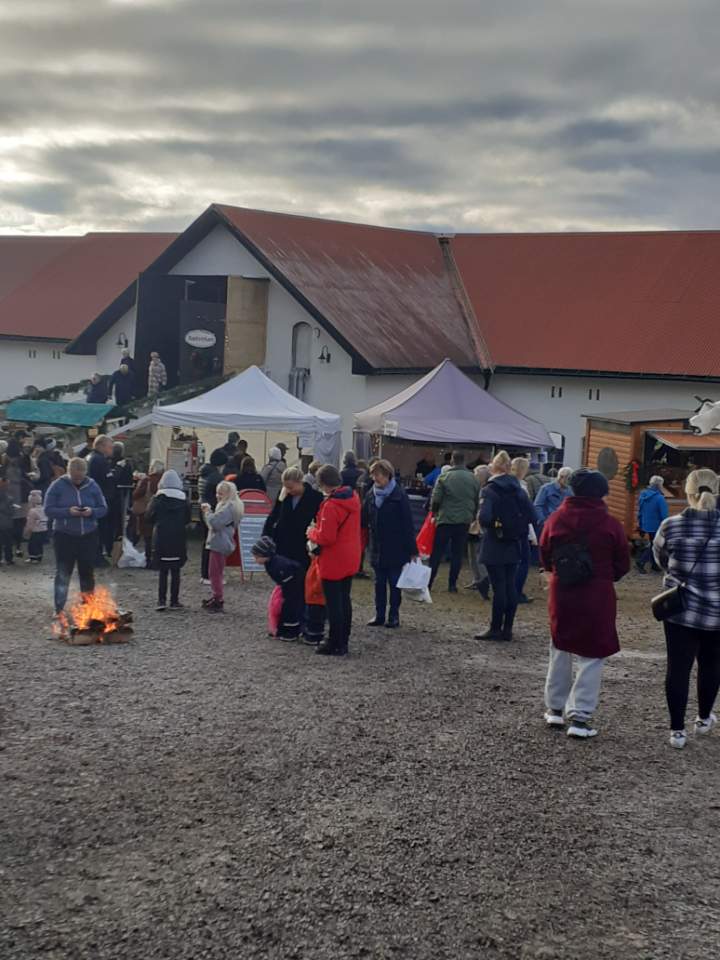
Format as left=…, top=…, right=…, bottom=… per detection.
left=318, top=345, right=331, bottom=364
left=116, top=332, right=129, bottom=348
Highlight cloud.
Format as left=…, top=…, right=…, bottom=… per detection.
left=0, top=0, right=719, bottom=233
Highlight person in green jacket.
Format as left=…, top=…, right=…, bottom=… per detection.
left=429, top=451, right=480, bottom=592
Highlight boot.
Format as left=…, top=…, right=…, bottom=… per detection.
left=475, top=627, right=503, bottom=641
left=477, top=577, right=490, bottom=600
left=367, top=616, right=385, bottom=627
left=385, top=617, right=399, bottom=629
left=502, top=612, right=516, bottom=642
left=315, top=638, right=337, bottom=655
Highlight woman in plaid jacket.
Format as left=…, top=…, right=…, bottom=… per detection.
left=653, top=469, right=720, bottom=749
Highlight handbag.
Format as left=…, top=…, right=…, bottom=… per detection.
left=651, top=519, right=718, bottom=622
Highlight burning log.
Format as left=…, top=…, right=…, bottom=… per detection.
left=52, top=588, right=134, bottom=645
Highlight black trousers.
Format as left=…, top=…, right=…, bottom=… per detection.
left=12, top=517, right=24, bottom=551
left=664, top=621, right=720, bottom=729
left=54, top=532, right=97, bottom=613
left=97, top=515, right=114, bottom=559
left=429, top=523, right=469, bottom=589
left=487, top=563, right=520, bottom=632
left=0, top=529, right=13, bottom=563
left=373, top=564, right=403, bottom=622
left=158, top=560, right=181, bottom=605
left=28, top=532, right=46, bottom=560
left=322, top=577, right=353, bottom=652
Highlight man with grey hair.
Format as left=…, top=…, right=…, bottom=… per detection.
left=637, top=475, right=669, bottom=573
left=534, top=466, right=574, bottom=530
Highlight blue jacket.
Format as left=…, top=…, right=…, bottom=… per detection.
left=534, top=481, right=571, bottom=526
left=44, top=475, right=108, bottom=537
left=638, top=487, right=669, bottom=535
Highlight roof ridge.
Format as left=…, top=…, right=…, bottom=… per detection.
left=212, top=202, right=437, bottom=237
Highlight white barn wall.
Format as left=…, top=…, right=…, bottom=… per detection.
left=95, top=305, right=137, bottom=375
left=0, top=339, right=94, bottom=402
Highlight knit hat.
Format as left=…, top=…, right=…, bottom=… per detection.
left=570, top=468, right=609, bottom=500
left=252, top=535, right=276, bottom=558
left=268, top=446, right=282, bottom=461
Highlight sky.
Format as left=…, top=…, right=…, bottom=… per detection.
left=1, top=0, right=720, bottom=235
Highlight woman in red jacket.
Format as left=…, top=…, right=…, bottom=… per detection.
left=539, top=468, right=630, bottom=739
left=307, top=464, right=361, bottom=656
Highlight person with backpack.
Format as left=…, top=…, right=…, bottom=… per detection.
left=475, top=451, right=536, bottom=642
left=428, top=451, right=480, bottom=593
left=539, top=468, right=630, bottom=739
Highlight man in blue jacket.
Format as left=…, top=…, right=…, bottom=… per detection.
left=44, top=458, right=108, bottom=620
left=636, top=475, right=669, bottom=573
left=534, top=467, right=573, bottom=529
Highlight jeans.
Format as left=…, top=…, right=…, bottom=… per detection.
left=373, top=564, right=403, bottom=622
left=429, top=523, right=469, bottom=589
left=516, top=537, right=530, bottom=596
left=664, top=621, right=720, bottom=729
left=486, top=563, right=519, bottom=633
left=469, top=536, right=489, bottom=586
left=158, top=560, right=181, bottom=605
left=209, top=551, right=226, bottom=602
left=544, top=644, right=604, bottom=721
left=54, top=532, right=97, bottom=613
left=322, top=577, right=353, bottom=652
left=0, top=530, right=13, bottom=563
left=638, top=532, right=659, bottom=570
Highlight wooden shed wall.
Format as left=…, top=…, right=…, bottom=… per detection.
left=584, top=423, right=634, bottom=532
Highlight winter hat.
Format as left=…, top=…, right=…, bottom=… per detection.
left=252, top=535, right=277, bottom=558
left=269, top=446, right=282, bottom=461
left=158, top=469, right=186, bottom=499
left=570, top=468, right=609, bottom=500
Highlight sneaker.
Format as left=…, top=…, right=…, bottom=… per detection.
left=670, top=730, right=687, bottom=749
left=567, top=719, right=598, bottom=739
left=169, top=602, right=184, bottom=610
left=695, top=713, right=717, bottom=736
left=200, top=578, right=211, bottom=585
left=474, top=628, right=503, bottom=641
left=544, top=709, right=565, bottom=727
left=156, top=603, right=167, bottom=612
left=517, top=594, right=534, bottom=605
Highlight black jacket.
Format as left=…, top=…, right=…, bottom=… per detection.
left=263, top=482, right=323, bottom=566
left=145, top=493, right=192, bottom=564
left=87, top=451, right=115, bottom=499
left=110, top=370, right=135, bottom=406
left=199, top=463, right=223, bottom=509
left=234, top=471, right=266, bottom=492
left=363, top=483, right=416, bottom=570
left=86, top=380, right=108, bottom=404
left=479, top=474, right=536, bottom=565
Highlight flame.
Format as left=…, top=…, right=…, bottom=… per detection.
left=69, top=586, right=120, bottom=634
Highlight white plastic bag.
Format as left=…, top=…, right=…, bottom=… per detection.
left=117, top=536, right=147, bottom=569
left=403, top=586, right=433, bottom=604
left=397, top=559, right=431, bottom=591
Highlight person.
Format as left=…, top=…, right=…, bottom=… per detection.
left=233, top=456, right=266, bottom=492
left=425, top=453, right=453, bottom=487
left=120, top=348, right=136, bottom=375
left=24, top=489, right=48, bottom=563
left=85, top=374, right=108, bottom=404
left=263, top=467, right=323, bottom=566
left=35, top=439, right=65, bottom=497
left=468, top=464, right=491, bottom=599
left=636, top=475, right=669, bottom=573
left=4, top=438, right=31, bottom=558
left=474, top=450, right=536, bottom=642
left=362, top=459, right=417, bottom=629
left=653, top=469, right=720, bottom=749
left=87, top=435, right=115, bottom=564
left=534, top=466, right=573, bottom=529
left=201, top=480, right=244, bottom=613
left=252, top=535, right=305, bottom=640
left=428, top=451, right=480, bottom=593
left=307, top=465, right=361, bottom=656
left=109, top=364, right=135, bottom=407
left=540, top=469, right=630, bottom=738
left=525, top=461, right=550, bottom=502
left=147, top=352, right=168, bottom=398
left=198, top=450, right=227, bottom=582
left=132, top=460, right=165, bottom=566
left=0, top=471, right=15, bottom=566
left=145, top=470, right=191, bottom=611
left=511, top=456, right=539, bottom=605
left=276, top=442, right=289, bottom=462
left=341, top=451, right=365, bottom=491
left=212, top=432, right=243, bottom=461
left=416, top=455, right=436, bottom=479
left=261, top=447, right=286, bottom=503
left=111, top=442, right=134, bottom=544
left=44, top=458, right=108, bottom=622
left=303, top=460, right=322, bottom=490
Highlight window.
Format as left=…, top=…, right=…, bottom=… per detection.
left=28, top=348, right=37, bottom=358
left=588, top=388, right=601, bottom=401
left=551, top=385, right=563, bottom=398
left=289, top=321, right=313, bottom=400
left=595, top=388, right=601, bottom=401
left=52, top=349, right=62, bottom=359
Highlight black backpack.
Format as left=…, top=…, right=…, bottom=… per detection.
left=491, top=486, right=530, bottom=542
left=552, top=540, right=594, bottom=586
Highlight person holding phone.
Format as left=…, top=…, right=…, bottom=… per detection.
left=44, top=457, right=108, bottom=625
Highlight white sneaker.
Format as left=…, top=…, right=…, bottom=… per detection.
left=200, top=578, right=211, bottom=585
left=544, top=709, right=565, bottom=727
left=670, top=730, right=687, bottom=749
left=567, top=719, right=598, bottom=739
left=695, top=714, right=717, bottom=736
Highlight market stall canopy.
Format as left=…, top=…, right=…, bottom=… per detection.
left=648, top=430, right=720, bottom=452
left=112, top=366, right=342, bottom=462
left=354, top=359, right=552, bottom=448
left=4, top=399, right=114, bottom=428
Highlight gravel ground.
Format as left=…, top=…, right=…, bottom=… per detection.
left=1, top=546, right=719, bottom=960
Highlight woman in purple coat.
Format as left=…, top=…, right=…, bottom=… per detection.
left=539, top=469, right=630, bottom=739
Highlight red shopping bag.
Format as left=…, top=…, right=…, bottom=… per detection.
left=416, top=514, right=436, bottom=558
left=304, top=556, right=325, bottom=606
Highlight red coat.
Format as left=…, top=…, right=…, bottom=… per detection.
left=540, top=497, right=630, bottom=659
left=307, top=487, right=361, bottom=581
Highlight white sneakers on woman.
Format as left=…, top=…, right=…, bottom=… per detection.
left=669, top=730, right=687, bottom=749
left=670, top=714, right=716, bottom=749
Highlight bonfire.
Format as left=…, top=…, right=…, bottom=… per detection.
left=52, top=587, right=134, bottom=645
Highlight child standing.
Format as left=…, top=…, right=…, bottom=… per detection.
left=24, top=490, right=48, bottom=562
left=251, top=535, right=304, bottom=640
left=202, top=480, right=244, bottom=613
left=145, top=470, right=191, bottom=611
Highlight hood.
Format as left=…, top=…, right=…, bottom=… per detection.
left=639, top=487, right=662, bottom=503
left=489, top=474, right=522, bottom=492
left=59, top=475, right=90, bottom=491
left=329, top=486, right=361, bottom=514
left=156, top=495, right=188, bottom=513
left=158, top=469, right=185, bottom=498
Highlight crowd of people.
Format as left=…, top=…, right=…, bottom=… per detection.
left=3, top=427, right=719, bottom=750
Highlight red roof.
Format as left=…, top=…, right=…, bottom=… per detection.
left=215, top=204, right=478, bottom=369
left=452, top=231, right=720, bottom=378
left=0, top=232, right=176, bottom=340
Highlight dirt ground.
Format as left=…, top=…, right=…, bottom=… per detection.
left=1, top=543, right=719, bottom=960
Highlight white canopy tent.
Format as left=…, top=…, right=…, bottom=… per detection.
left=110, top=365, right=343, bottom=464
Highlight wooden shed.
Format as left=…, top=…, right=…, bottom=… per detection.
left=582, top=409, right=720, bottom=538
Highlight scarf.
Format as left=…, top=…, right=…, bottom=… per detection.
left=373, top=477, right=396, bottom=509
